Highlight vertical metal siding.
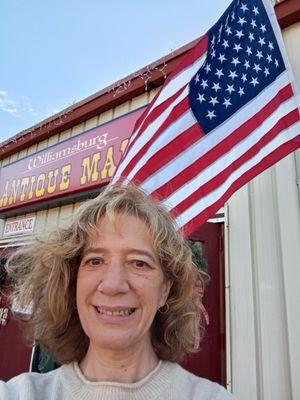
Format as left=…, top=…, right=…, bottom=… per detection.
left=226, top=22, right=300, bottom=400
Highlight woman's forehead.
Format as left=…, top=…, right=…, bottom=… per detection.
left=84, top=213, right=154, bottom=245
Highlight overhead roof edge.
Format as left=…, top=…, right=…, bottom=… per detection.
left=0, top=38, right=199, bottom=160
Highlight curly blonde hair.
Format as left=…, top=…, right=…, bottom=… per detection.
left=6, top=185, right=206, bottom=364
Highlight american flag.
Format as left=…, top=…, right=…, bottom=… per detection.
left=112, top=0, right=300, bottom=236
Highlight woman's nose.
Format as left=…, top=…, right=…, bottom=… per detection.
left=97, top=260, right=129, bottom=295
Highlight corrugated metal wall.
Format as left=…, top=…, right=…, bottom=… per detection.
left=0, top=89, right=159, bottom=246
left=226, top=22, right=300, bottom=400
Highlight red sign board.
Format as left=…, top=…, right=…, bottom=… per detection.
left=0, top=108, right=144, bottom=213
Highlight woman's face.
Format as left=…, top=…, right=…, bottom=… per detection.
left=76, top=213, right=171, bottom=353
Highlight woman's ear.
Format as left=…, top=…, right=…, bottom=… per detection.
left=160, top=279, right=173, bottom=307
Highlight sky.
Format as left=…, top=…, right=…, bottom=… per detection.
left=0, top=0, right=231, bottom=144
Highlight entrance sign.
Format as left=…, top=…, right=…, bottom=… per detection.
left=3, top=217, right=36, bottom=236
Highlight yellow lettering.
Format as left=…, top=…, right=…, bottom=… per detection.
left=101, top=146, right=116, bottom=180
left=60, top=164, right=71, bottom=190
left=35, top=174, right=46, bottom=197
left=28, top=176, right=36, bottom=200
left=20, top=177, right=30, bottom=202
left=80, top=153, right=100, bottom=185
left=0, top=181, right=9, bottom=208
left=47, top=168, right=59, bottom=194
left=120, top=138, right=129, bottom=155
left=8, top=179, right=20, bottom=205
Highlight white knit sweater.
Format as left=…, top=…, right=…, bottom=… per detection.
left=0, top=360, right=238, bottom=400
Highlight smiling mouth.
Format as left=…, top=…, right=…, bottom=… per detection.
left=94, top=307, right=136, bottom=317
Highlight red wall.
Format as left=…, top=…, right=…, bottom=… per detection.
left=0, top=283, right=32, bottom=381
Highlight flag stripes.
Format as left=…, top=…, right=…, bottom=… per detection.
left=145, top=83, right=295, bottom=200
left=113, top=45, right=208, bottom=180
left=172, top=109, right=299, bottom=216
left=178, top=130, right=300, bottom=234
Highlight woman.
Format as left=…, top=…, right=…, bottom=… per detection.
left=1, top=185, right=237, bottom=399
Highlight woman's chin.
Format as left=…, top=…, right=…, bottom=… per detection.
left=89, top=334, right=141, bottom=353
left=80, top=307, right=149, bottom=353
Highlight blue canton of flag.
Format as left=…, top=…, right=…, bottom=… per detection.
left=189, top=0, right=285, bottom=134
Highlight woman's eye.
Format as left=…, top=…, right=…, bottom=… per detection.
left=133, top=260, right=149, bottom=269
left=87, top=258, right=104, bottom=267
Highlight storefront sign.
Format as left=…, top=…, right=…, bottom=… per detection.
left=3, top=217, right=36, bottom=236
left=0, top=108, right=144, bottom=213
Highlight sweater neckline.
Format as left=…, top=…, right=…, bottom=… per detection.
left=73, top=360, right=162, bottom=387
left=60, top=359, right=177, bottom=400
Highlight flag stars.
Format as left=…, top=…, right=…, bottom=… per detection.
left=206, top=110, right=216, bottom=120
left=241, top=73, right=247, bottom=82
left=268, top=41, right=274, bottom=50
left=215, top=68, right=224, bottom=78
left=200, top=79, right=209, bottom=89
left=249, top=32, right=255, bottom=42
left=266, top=54, right=272, bottom=63
left=250, top=77, right=259, bottom=86
left=204, top=64, right=211, bottom=73
left=222, top=39, right=229, bottom=49
left=256, top=50, right=263, bottom=60
left=218, top=53, right=227, bottom=63
left=246, top=46, right=252, bottom=56
left=225, top=26, right=232, bottom=35
left=244, top=60, right=251, bottom=69
left=233, top=43, right=242, bottom=52
left=240, top=3, right=249, bottom=12
left=197, top=93, right=206, bottom=103
left=250, top=19, right=257, bottom=29
left=212, top=82, right=222, bottom=92
left=238, top=87, right=245, bottom=96
left=231, top=57, right=240, bottom=67
left=235, top=30, right=244, bottom=39
left=223, top=98, right=232, bottom=108
left=190, top=3, right=284, bottom=130
left=260, top=24, right=267, bottom=33
left=226, top=84, right=235, bottom=94
left=209, top=96, right=219, bottom=106
left=238, top=16, right=246, bottom=26
left=253, top=63, right=262, bottom=73
left=228, top=70, right=238, bottom=80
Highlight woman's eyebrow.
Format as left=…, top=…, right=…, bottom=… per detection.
left=127, top=249, right=157, bottom=263
left=82, top=247, right=105, bottom=257
left=82, top=247, right=157, bottom=263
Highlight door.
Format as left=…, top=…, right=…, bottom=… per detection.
left=181, top=222, right=226, bottom=385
